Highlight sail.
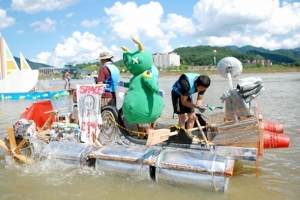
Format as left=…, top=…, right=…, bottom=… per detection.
left=0, top=69, right=39, bottom=93
left=20, top=52, right=32, bottom=70
left=0, top=36, right=20, bottom=80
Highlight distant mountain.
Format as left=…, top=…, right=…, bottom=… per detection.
left=225, top=45, right=300, bottom=64
left=226, top=45, right=271, bottom=53
left=14, top=56, right=53, bottom=70
left=172, top=45, right=265, bottom=66
left=172, top=45, right=299, bottom=66
left=13, top=45, right=300, bottom=70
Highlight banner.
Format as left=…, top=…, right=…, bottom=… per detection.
left=76, top=84, right=105, bottom=144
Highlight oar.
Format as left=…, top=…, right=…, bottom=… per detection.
left=0, top=139, right=9, bottom=151
left=195, top=118, right=209, bottom=148
left=14, top=138, right=29, bottom=151
left=14, top=153, right=31, bottom=164
left=8, top=126, right=17, bottom=150
left=6, top=126, right=31, bottom=163
left=146, top=127, right=200, bottom=146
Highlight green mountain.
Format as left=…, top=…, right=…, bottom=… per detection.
left=172, top=45, right=265, bottom=66
left=14, top=45, right=300, bottom=70
left=14, top=56, right=53, bottom=70
left=225, top=45, right=300, bottom=64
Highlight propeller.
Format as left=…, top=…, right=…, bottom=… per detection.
left=0, top=126, right=31, bottom=164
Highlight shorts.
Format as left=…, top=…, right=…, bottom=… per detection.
left=171, top=90, right=194, bottom=114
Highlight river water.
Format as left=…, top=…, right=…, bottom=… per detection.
left=0, top=73, right=299, bottom=200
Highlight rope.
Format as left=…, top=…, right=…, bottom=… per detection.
left=107, top=116, right=211, bottom=145
left=108, top=116, right=144, bottom=135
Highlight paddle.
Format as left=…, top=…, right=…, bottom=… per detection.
left=0, top=126, right=32, bottom=164
left=146, top=127, right=200, bottom=146
left=195, top=118, right=209, bottom=148
left=0, top=139, right=9, bottom=151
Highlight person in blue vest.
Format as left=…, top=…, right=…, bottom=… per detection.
left=97, top=51, right=120, bottom=107
left=171, top=73, right=211, bottom=129
left=151, top=64, right=159, bottom=84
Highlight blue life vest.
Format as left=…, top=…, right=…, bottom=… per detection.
left=173, top=73, right=199, bottom=95
left=103, top=62, right=120, bottom=92
left=150, top=65, right=159, bottom=84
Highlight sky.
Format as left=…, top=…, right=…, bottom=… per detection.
left=0, top=0, right=300, bottom=68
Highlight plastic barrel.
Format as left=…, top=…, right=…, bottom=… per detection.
left=263, top=131, right=290, bottom=149
left=262, top=120, right=284, bottom=134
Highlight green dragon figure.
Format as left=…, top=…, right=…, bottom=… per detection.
left=121, top=37, right=164, bottom=125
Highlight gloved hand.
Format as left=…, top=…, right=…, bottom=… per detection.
left=117, top=81, right=124, bottom=87
left=196, top=105, right=206, bottom=113
left=157, top=89, right=164, bottom=98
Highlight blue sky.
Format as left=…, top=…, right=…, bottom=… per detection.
left=1, top=0, right=300, bottom=67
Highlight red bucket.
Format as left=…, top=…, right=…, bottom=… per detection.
left=262, top=120, right=284, bottom=134
left=263, top=131, right=290, bottom=149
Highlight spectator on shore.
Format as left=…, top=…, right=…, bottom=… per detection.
left=64, top=69, right=71, bottom=89
left=70, top=91, right=79, bottom=124
left=93, top=75, right=98, bottom=84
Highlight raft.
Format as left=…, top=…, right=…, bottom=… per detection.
left=0, top=57, right=290, bottom=192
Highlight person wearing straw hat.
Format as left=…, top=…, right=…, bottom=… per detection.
left=97, top=51, right=120, bottom=107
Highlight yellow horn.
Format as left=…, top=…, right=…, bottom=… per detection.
left=132, top=37, right=144, bottom=51
left=121, top=46, right=131, bottom=52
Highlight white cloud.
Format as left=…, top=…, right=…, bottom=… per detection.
left=155, top=38, right=173, bottom=54
left=104, top=1, right=176, bottom=53
left=35, top=31, right=115, bottom=67
left=257, top=1, right=300, bottom=35
left=11, top=0, right=80, bottom=13
left=81, top=19, right=101, bottom=28
left=104, top=2, right=164, bottom=39
left=161, top=14, right=196, bottom=36
left=0, top=9, right=15, bottom=29
left=30, top=18, right=56, bottom=32
left=280, top=33, right=300, bottom=49
left=191, top=0, right=300, bottom=50
left=66, top=13, right=74, bottom=18
left=32, top=51, right=53, bottom=65
left=16, top=30, right=24, bottom=34
left=5, top=0, right=300, bottom=66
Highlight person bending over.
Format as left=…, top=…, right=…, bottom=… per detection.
left=171, top=73, right=211, bottom=129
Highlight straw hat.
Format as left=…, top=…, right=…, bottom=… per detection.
left=99, top=51, right=114, bottom=60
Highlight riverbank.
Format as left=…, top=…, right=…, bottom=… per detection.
left=148, top=67, right=300, bottom=77
left=39, top=67, right=300, bottom=80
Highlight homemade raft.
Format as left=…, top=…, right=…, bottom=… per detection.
left=0, top=57, right=290, bottom=192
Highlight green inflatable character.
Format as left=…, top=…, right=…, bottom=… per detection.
left=121, top=37, right=164, bottom=125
